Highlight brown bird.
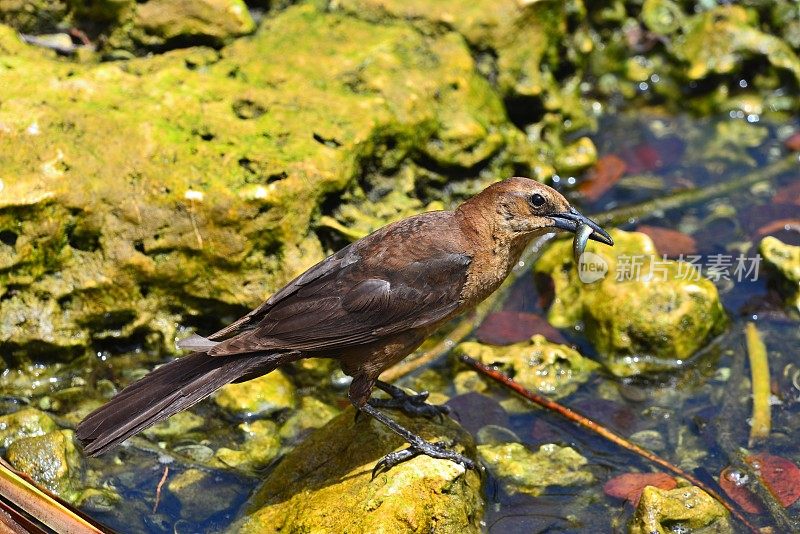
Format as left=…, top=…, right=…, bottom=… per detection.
left=77, top=177, right=612, bottom=473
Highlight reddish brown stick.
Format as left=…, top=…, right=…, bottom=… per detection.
left=152, top=466, right=169, bottom=514
left=460, top=354, right=759, bottom=534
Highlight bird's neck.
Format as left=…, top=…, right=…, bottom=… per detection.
left=454, top=205, right=532, bottom=307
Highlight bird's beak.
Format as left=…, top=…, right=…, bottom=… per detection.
left=549, top=207, right=614, bottom=246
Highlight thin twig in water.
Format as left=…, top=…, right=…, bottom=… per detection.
left=460, top=355, right=760, bottom=534
left=153, top=466, right=169, bottom=514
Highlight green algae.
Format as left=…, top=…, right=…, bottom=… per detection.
left=534, top=230, right=727, bottom=377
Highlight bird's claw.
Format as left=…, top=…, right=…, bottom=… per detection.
left=371, top=440, right=476, bottom=479
left=368, top=390, right=450, bottom=420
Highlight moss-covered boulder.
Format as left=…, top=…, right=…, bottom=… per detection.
left=0, top=407, right=58, bottom=448
left=629, top=485, right=731, bottom=534
left=478, top=442, right=594, bottom=497
left=233, top=407, right=482, bottom=534
left=534, top=230, right=727, bottom=377
left=5, top=429, right=83, bottom=500
left=215, top=370, right=296, bottom=418
left=453, top=335, right=599, bottom=412
left=0, top=2, right=529, bottom=360
left=760, top=236, right=800, bottom=313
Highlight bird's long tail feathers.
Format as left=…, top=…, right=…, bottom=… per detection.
left=76, top=351, right=296, bottom=457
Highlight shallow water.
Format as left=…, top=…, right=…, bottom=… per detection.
left=3, top=111, right=798, bottom=533
left=472, top=111, right=800, bottom=532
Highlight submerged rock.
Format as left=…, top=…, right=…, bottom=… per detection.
left=234, top=407, right=482, bottom=534
left=168, top=467, right=244, bottom=522
left=5, top=429, right=83, bottom=500
left=534, top=229, right=727, bottom=377
left=629, top=485, right=731, bottom=534
left=453, top=335, right=599, bottom=411
left=0, top=407, right=58, bottom=449
left=215, top=370, right=296, bottom=418
left=212, top=420, right=280, bottom=471
left=478, top=442, right=594, bottom=497
left=760, top=236, right=800, bottom=313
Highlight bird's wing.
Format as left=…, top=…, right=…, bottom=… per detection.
left=204, top=242, right=360, bottom=342
left=206, top=214, right=472, bottom=356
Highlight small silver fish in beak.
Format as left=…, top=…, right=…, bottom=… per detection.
left=573, top=223, right=594, bottom=263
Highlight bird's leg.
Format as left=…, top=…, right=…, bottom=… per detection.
left=368, top=380, right=450, bottom=419
left=357, top=403, right=476, bottom=477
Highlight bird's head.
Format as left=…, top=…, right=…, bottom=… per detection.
left=464, top=176, right=614, bottom=246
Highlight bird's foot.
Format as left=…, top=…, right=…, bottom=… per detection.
left=372, top=439, right=476, bottom=478
left=370, top=381, right=450, bottom=420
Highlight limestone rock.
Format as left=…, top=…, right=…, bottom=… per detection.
left=0, top=3, right=524, bottom=359
left=5, top=429, right=82, bottom=499
left=534, top=229, right=727, bottom=377
left=233, top=407, right=482, bottom=534
left=760, top=236, right=800, bottom=313
left=0, top=407, right=58, bottom=448
left=453, top=335, right=599, bottom=412
left=212, top=420, right=281, bottom=471
left=131, top=0, right=255, bottom=48
left=629, top=485, right=731, bottom=534
left=478, top=442, right=594, bottom=497
left=215, top=370, right=296, bottom=418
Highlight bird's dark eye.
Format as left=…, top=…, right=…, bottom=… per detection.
left=530, top=193, right=546, bottom=208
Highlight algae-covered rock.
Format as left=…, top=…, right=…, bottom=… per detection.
left=0, top=407, right=57, bottom=448
left=760, top=236, right=800, bottom=313
left=453, top=335, right=599, bottom=411
left=5, top=429, right=82, bottom=499
left=0, top=3, right=526, bottom=359
left=478, top=442, right=594, bottom=497
left=127, top=0, right=255, bottom=49
left=212, top=420, right=280, bottom=471
left=234, top=407, right=482, bottom=534
left=629, top=485, right=731, bottom=534
left=277, top=396, right=340, bottom=444
left=334, top=0, right=566, bottom=99
left=534, top=230, right=727, bottom=377
left=143, top=410, right=205, bottom=440
left=215, top=370, right=296, bottom=418
left=642, top=3, right=800, bottom=85
left=0, top=0, right=254, bottom=53
left=0, top=0, right=68, bottom=34
left=554, top=136, right=598, bottom=173
left=168, top=468, right=243, bottom=522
